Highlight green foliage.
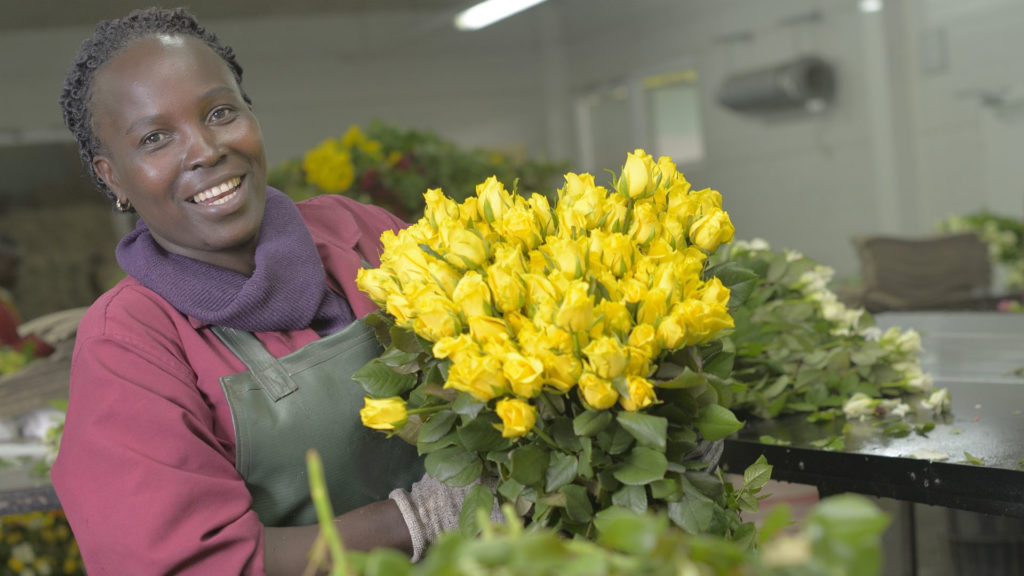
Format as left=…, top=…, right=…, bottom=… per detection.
left=936, top=210, right=1023, bottom=290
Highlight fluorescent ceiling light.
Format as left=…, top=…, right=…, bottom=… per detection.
left=859, top=0, right=883, bottom=13
left=455, top=0, right=549, bottom=31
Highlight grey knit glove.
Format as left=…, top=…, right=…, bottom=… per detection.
left=685, top=438, right=725, bottom=473
left=389, top=472, right=502, bottom=562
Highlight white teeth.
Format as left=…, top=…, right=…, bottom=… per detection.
left=192, top=177, right=241, bottom=204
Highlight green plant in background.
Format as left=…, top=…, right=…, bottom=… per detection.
left=268, top=121, right=568, bottom=221
left=303, top=450, right=891, bottom=576
left=937, top=210, right=1023, bottom=292
left=0, top=345, right=34, bottom=376
left=718, top=239, right=945, bottom=422
left=0, top=511, right=84, bottom=576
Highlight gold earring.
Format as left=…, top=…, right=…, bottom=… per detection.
left=115, top=198, right=132, bottom=212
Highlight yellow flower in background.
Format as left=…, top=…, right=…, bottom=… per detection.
left=446, top=354, right=508, bottom=402
left=360, top=397, right=408, bottom=430
left=341, top=125, right=367, bottom=148
left=303, top=138, right=355, bottom=193
left=453, top=271, right=493, bottom=319
left=579, top=372, right=618, bottom=409
left=495, top=397, right=537, bottom=438
left=620, top=375, right=657, bottom=412
left=689, top=208, right=735, bottom=253
left=583, top=336, right=628, bottom=380
left=557, top=173, right=606, bottom=232
left=503, top=353, right=545, bottom=398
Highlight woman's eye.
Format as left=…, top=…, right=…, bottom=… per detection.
left=209, top=106, right=236, bottom=122
left=142, top=132, right=165, bottom=146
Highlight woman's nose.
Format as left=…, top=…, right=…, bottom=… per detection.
left=186, top=126, right=224, bottom=170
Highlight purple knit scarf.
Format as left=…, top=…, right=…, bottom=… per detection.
left=116, top=188, right=353, bottom=336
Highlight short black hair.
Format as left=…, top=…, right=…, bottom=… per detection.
left=59, top=6, right=251, bottom=201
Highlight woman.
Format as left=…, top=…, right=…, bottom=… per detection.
left=53, top=7, right=469, bottom=574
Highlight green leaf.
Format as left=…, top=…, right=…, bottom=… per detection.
left=696, top=404, right=744, bottom=442
left=417, top=411, right=458, bottom=444
left=706, top=261, right=760, bottom=307
left=611, top=484, right=648, bottom=514
left=758, top=504, right=793, bottom=543
left=652, top=366, right=706, bottom=389
left=616, top=412, right=667, bottom=450
left=456, top=414, right=510, bottom=453
left=612, top=446, right=668, bottom=486
left=459, top=483, right=495, bottom=536
left=509, top=444, right=549, bottom=487
left=352, top=358, right=418, bottom=398
left=560, top=483, right=594, bottom=522
left=573, top=410, right=614, bottom=437
left=702, top=350, right=735, bottom=380
left=388, top=325, right=425, bottom=354
left=594, top=506, right=665, bottom=555
left=667, top=490, right=716, bottom=534
left=451, top=394, right=486, bottom=418
left=376, top=346, right=421, bottom=373
left=424, top=445, right=481, bottom=486
left=545, top=451, right=579, bottom=492
left=742, top=455, right=773, bottom=492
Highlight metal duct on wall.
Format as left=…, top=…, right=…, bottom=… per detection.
left=716, top=56, right=836, bottom=114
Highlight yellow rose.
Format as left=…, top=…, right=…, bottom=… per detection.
left=303, top=138, right=354, bottom=193
left=542, top=235, right=588, bottom=280
left=502, top=353, right=545, bottom=398
left=528, top=193, right=556, bottom=239
left=628, top=323, right=661, bottom=358
left=619, top=376, right=657, bottom=412
left=385, top=293, right=416, bottom=328
left=689, top=209, right=735, bottom=253
left=601, top=193, right=629, bottom=234
left=593, top=231, right=636, bottom=278
left=557, top=173, right=607, bottom=232
left=656, top=314, right=687, bottom=351
left=625, top=345, right=653, bottom=377
left=495, top=397, right=538, bottom=438
left=578, top=372, right=618, bottom=410
left=621, top=149, right=653, bottom=199
left=388, top=238, right=435, bottom=288
left=679, top=300, right=735, bottom=346
left=592, top=300, right=632, bottom=340
left=441, top=224, right=490, bottom=270
left=432, top=334, right=480, bottom=363
left=543, top=353, right=582, bottom=393
left=620, top=277, right=648, bottom=305
left=356, top=267, right=399, bottom=307
left=636, top=287, right=669, bottom=326
left=582, top=336, right=628, bottom=380
left=427, top=260, right=461, bottom=298
left=476, top=176, right=512, bottom=224
left=423, top=188, right=461, bottom=230
left=524, top=272, right=559, bottom=315
left=700, top=277, right=731, bottom=308
left=360, top=397, right=408, bottom=430
left=628, top=201, right=661, bottom=246
left=501, top=204, right=541, bottom=250
left=555, top=280, right=595, bottom=333
left=468, top=315, right=511, bottom=344
left=413, top=293, right=461, bottom=341
left=452, top=271, right=493, bottom=319
left=446, top=354, right=508, bottom=402
left=562, top=172, right=597, bottom=200
left=486, top=244, right=528, bottom=314
left=655, top=156, right=679, bottom=189
left=340, top=124, right=366, bottom=148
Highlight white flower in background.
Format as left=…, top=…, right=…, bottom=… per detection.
left=762, top=534, right=812, bottom=566
left=880, top=399, right=912, bottom=418
left=731, top=237, right=771, bottom=253
left=896, top=329, right=923, bottom=355
left=843, top=392, right=877, bottom=420
left=893, top=361, right=932, bottom=391
left=921, top=388, right=951, bottom=414
left=860, top=326, right=882, bottom=341
left=784, top=249, right=804, bottom=262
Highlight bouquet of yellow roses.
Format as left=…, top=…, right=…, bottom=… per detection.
left=354, top=149, right=763, bottom=541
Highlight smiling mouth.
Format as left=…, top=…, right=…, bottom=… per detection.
left=189, top=176, right=243, bottom=205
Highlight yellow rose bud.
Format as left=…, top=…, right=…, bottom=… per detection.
left=592, top=300, right=632, bottom=340
left=628, top=323, right=661, bottom=359
left=486, top=244, right=529, bottom=313
left=452, top=271, right=493, bottom=319
left=446, top=354, right=508, bottom=402
left=679, top=300, right=735, bottom=346
left=622, top=149, right=652, bottom=198
left=619, top=376, right=657, bottom=412
left=427, top=260, right=461, bottom=298
left=562, top=172, right=597, bottom=200
left=689, top=209, right=735, bottom=253
left=442, top=225, right=490, bottom=270
left=621, top=277, right=648, bottom=305
left=636, top=287, right=669, bottom=326
left=524, top=272, right=559, bottom=314
left=582, top=335, right=628, bottom=380
left=495, top=397, right=538, bottom=438
left=528, top=193, right=556, bottom=239
left=432, top=334, right=480, bottom=363
left=403, top=221, right=439, bottom=248
left=413, top=293, right=461, bottom=341
left=360, top=397, right=408, bottom=430
left=388, top=239, right=435, bottom=288
left=628, top=201, right=662, bottom=246
left=656, top=315, right=687, bottom=351
left=555, top=280, right=595, bottom=333
left=476, top=176, right=512, bottom=224
left=468, top=315, right=511, bottom=344
left=578, top=372, right=618, bottom=410
left=423, top=187, right=461, bottom=230
left=601, top=193, right=629, bottom=234
left=655, top=156, right=679, bottom=188
left=594, top=231, right=636, bottom=278
left=503, top=353, right=545, bottom=398
left=385, top=293, right=415, bottom=327
left=700, top=277, right=732, bottom=308
left=625, top=345, right=653, bottom=377
left=543, top=353, right=582, bottom=393
left=501, top=204, right=541, bottom=250
left=356, top=267, right=399, bottom=307
left=542, top=235, right=588, bottom=280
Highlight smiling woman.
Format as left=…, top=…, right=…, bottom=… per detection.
left=51, top=7, right=479, bottom=575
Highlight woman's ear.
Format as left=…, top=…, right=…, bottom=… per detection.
left=92, top=155, right=120, bottom=196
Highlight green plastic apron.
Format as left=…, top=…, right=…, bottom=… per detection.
left=213, top=318, right=424, bottom=527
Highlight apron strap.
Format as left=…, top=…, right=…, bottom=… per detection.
left=210, top=326, right=299, bottom=401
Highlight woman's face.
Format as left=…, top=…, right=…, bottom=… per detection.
left=90, top=35, right=267, bottom=274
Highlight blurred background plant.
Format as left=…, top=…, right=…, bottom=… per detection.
left=936, top=211, right=1023, bottom=293
left=268, top=121, right=568, bottom=222
left=0, top=511, right=84, bottom=576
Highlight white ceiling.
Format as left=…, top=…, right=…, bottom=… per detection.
left=0, top=0, right=476, bottom=32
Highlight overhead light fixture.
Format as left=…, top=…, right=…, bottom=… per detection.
left=859, top=0, right=883, bottom=13
left=454, top=0, right=549, bottom=31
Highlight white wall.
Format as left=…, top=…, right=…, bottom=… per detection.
left=1, top=0, right=1020, bottom=280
